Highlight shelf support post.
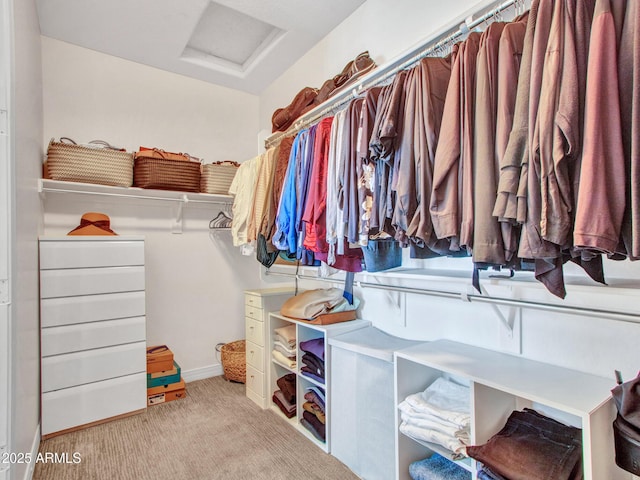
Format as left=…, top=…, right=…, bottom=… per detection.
left=171, top=195, right=188, bottom=234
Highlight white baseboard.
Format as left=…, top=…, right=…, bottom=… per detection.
left=182, top=364, right=223, bottom=383
left=23, top=423, right=40, bottom=480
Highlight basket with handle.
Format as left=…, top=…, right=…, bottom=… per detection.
left=45, top=137, right=134, bottom=187
left=133, top=147, right=201, bottom=192
left=218, top=340, right=246, bottom=383
left=200, top=161, right=240, bottom=194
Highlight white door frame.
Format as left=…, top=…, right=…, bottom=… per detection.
left=0, top=0, right=12, bottom=477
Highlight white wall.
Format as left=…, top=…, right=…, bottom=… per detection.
left=259, top=0, right=640, bottom=383
left=11, top=0, right=43, bottom=478
left=41, top=38, right=265, bottom=377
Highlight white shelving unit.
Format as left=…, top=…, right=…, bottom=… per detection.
left=38, top=179, right=233, bottom=233
left=394, top=340, right=626, bottom=480
left=268, top=312, right=369, bottom=453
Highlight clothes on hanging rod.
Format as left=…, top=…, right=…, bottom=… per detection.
left=263, top=269, right=640, bottom=326
left=264, top=0, right=521, bottom=149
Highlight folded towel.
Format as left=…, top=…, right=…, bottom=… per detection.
left=303, top=401, right=326, bottom=424
left=272, top=349, right=296, bottom=369
left=303, top=410, right=326, bottom=440
left=276, top=373, right=296, bottom=404
left=404, top=377, right=470, bottom=429
left=399, top=402, right=469, bottom=439
left=301, top=352, right=325, bottom=378
left=304, top=390, right=325, bottom=412
left=400, top=422, right=468, bottom=456
left=273, top=340, right=296, bottom=356
left=300, top=368, right=324, bottom=384
left=273, top=324, right=296, bottom=346
left=272, top=390, right=296, bottom=419
left=299, top=337, right=324, bottom=360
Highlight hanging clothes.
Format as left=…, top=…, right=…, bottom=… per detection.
left=356, top=86, right=383, bottom=244
left=402, top=56, right=453, bottom=255
left=617, top=1, right=640, bottom=260
left=430, top=32, right=481, bottom=253
left=273, top=130, right=307, bottom=255
left=493, top=13, right=529, bottom=263
left=229, top=156, right=258, bottom=248
left=326, top=109, right=348, bottom=265
left=472, top=21, right=508, bottom=266
left=574, top=0, right=625, bottom=256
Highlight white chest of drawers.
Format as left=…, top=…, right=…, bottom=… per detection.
left=39, top=236, right=147, bottom=438
left=244, top=288, right=294, bottom=409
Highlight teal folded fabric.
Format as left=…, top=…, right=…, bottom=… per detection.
left=409, top=453, right=471, bottom=480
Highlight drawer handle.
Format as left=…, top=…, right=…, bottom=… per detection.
left=249, top=326, right=254, bottom=330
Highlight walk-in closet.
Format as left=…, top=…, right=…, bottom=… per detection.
left=3, top=0, right=640, bottom=479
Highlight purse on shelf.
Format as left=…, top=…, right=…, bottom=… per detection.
left=200, top=161, right=239, bottom=195
left=612, top=372, right=640, bottom=474
left=133, top=147, right=201, bottom=192
left=45, top=137, right=134, bottom=187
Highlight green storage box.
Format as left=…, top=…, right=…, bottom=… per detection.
left=147, top=361, right=181, bottom=388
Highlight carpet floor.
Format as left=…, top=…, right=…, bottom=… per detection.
left=34, top=376, right=359, bottom=480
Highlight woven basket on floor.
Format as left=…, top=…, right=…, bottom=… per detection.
left=220, top=340, right=246, bottom=383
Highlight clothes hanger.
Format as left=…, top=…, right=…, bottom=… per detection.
left=209, top=210, right=232, bottom=229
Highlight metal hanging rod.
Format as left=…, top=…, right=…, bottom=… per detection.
left=265, top=269, right=640, bottom=325
left=265, top=0, right=522, bottom=149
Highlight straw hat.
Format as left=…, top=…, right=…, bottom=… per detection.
left=67, top=212, right=117, bottom=236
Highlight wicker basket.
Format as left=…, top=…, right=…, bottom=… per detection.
left=200, top=161, right=239, bottom=194
left=220, top=340, right=246, bottom=383
left=46, top=138, right=134, bottom=187
left=133, top=150, right=201, bottom=192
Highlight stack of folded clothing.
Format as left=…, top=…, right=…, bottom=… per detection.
left=301, top=386, right=326, bottom=441
left=409, top=453, right=471, bottom=480
left=272, top=324, right=296, bottom=369
left=398, top=377, right=470, bottom=457
left=272, top=373, right=296, bottom=418
left=467, top=408, right=583, bottom=480
left=299, top=337, right=325, bottom=383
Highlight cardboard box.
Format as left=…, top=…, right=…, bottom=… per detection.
left=147, top=361, right=181, bottom=388
left=146, top=345, right=174, bottom=373
left=147, top=378, right=186, bottom=406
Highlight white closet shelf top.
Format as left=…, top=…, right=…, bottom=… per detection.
left=39, top=179, right=233, bottom=204
left=395, top=340, right=615, bottom=417
left=39, top=235, right=145, bottom=241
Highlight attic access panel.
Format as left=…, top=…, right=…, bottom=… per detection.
left=182, top=1, right=284, bottom=73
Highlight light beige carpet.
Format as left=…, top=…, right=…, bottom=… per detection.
left=34, top=376, right=359, bottom=480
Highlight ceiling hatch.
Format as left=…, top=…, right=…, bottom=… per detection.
left=181, top=2, right=284, bottom=75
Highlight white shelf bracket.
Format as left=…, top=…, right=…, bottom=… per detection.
left=479, top=285, right=514, bottom=336
left=171, top=195, right=188, bottom=234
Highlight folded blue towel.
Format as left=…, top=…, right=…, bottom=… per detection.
left=409, top=453, right=471, bottom=480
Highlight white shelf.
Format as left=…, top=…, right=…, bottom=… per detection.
left=39, top=179, right=233, bottom=204
left=400, top=434, right=473, bottom=472
left=268, top=312, right=369, bottom=453
left=394, top=340, right=624, bottom=480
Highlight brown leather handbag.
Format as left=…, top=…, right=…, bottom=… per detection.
left=271, top=87, right=318, bottom=133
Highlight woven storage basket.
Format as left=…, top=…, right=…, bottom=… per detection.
left=220, top=340, right=246, bottom=383
left=46, top=138, right=134, bottom=187
left=133, top=150, right=201, bottom=192
left=200, top=161, right=240, bottom=194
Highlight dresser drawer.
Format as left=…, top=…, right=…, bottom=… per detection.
left=42, top=341, right=146, bottom=393
left=245, top=304, right=262, bottom=321
left=245, top=365, right=265, bottom=398
left=245, top=317, right=264, bottom=345
left=246, top=342, right=264, bottom=372
left=40, top=266, right=145, bottom=298
left=41, top=317, right=146, bottom=357
left=245, top=294, right=264, bottom=309
left=40, top=240, right=144, bottom=270
left=41, top=291, right=145, bottom=328
left=41, top=372, right=146, bottom=436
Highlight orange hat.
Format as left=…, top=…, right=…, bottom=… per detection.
left=67, top=212, right=117, bottom=236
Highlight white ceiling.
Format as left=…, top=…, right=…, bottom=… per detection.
left=35, top=0, right=366, bottom=94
